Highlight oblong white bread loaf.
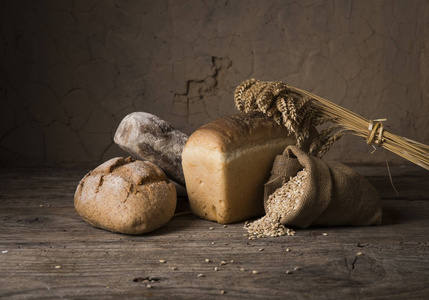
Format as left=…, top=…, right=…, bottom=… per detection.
left=182, top=112, right=297, bottom=224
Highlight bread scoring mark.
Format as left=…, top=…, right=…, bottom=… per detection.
left=108, top=157, right=133, bottom=173
left=96, top=175, right=104, bottom=194
left=76, top=170, right=93, bottom=193
left=123, top=184, right=136, bottom=204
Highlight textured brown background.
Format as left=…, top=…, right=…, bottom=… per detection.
left=1, top=0, right=428, bottom=167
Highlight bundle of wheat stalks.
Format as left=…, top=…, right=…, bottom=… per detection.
left=234, top=79, right=429, bottom=170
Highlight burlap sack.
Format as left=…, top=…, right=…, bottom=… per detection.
left=264, top=146, right=382, bottom=228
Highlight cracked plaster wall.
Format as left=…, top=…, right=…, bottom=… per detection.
left=1, top=0, right=428, bottom=167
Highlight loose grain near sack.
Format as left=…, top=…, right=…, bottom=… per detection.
left=244, top=169, right=308, bottom=239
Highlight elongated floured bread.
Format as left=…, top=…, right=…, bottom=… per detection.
left=114, top=112, right=188, bottom=186
left=182, top=112, right=298, bottom=224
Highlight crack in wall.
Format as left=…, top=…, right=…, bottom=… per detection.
left=173, top=56, right=232, bottom=129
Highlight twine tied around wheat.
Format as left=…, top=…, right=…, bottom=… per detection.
left=234, top=79, right=429, bottom=171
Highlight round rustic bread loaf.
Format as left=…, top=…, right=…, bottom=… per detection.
left=74, top=157, right=176, bottom=234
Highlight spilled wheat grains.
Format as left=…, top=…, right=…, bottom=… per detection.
left=244, top=168, right=308, bottom=238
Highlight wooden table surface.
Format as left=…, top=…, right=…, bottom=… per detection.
left=0, top=166, right=428, bottom=299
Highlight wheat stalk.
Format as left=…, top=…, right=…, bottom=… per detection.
left=234, top=79, right=429, bottom=170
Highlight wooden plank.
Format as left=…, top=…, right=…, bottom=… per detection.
left=0, top=167, right=428, bottom=299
